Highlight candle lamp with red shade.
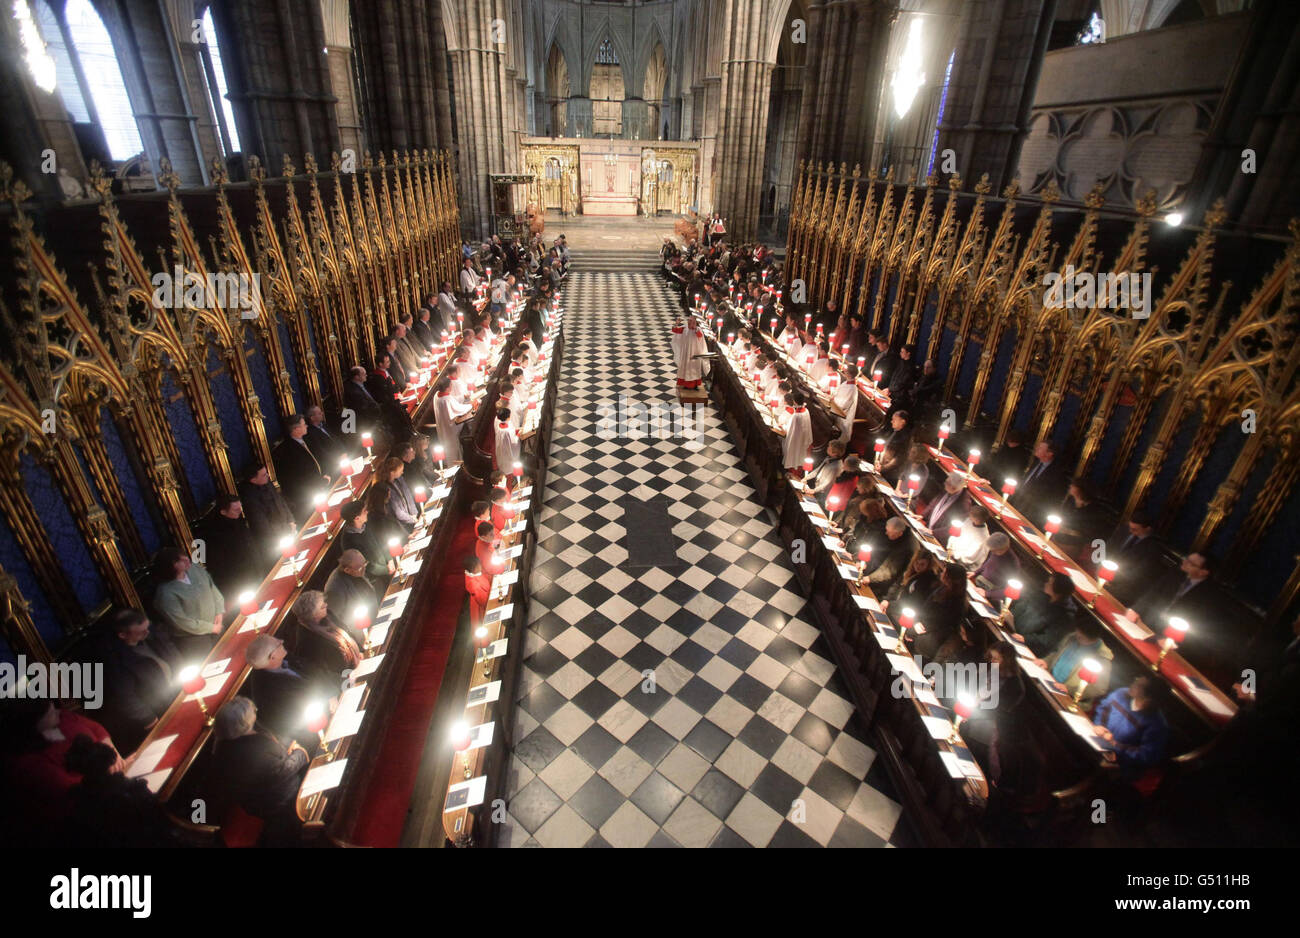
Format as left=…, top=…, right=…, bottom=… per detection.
left=895, top=608, right=917, bottom=653
left=1155, top=617, right=1188, bottom=670
left=305, top=701, right=332, bottom=761
left=239, top=590, right=259, bottom=618
left=179, top=666, right=213, bottom=726
left=1070, top=658, right=1103, bottom=711
left=1093, top=560, right=1118, bottom=608
left=856, top=543, right=872, bottom=580
left=353, top=605, right=373, bottom=654
left=1001, top=578, right=1022, bottom=618
left=949, top=692, right=977, bottom=743
left=873, top=438, right=885, bottom=469
left=450, top=720, right=473, bottom=780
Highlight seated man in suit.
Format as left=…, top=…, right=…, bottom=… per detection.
left=238, top=464, right=295, bottom=563
left=94, top=609, right=182, bottom=753
left=863, top=517, right=916, bottom=591
left=1006, top=571, right=1079, bottom=657
left=1105, top=511, right=1164, bottom=607
left=342, top=365, right=384, bottom=447
left=201, top=494, right=263, bottom=601
left=273, top=414, right=331, bottom=522
left=1133, top=551, right=1222, bottom=675
left=339, top=501, right=394, bottom=579
left=244, top=634, right=321, bottom=748
left=1013, top=439, right=1069, bottom=527
left=1055, top=477, right=1109, bottom=569
left=304, top=405, right=344, bottom=470
left=323, top=549, right=379, bottom=625
left=1037, top=617, right=1114, bottom=708
left=923, top=471, right=972, bottom=534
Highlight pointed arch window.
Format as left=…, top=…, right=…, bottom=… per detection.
left=18, top=0, right=143, bottom=161
left=591, top=37, right=623, bottom=137
left=199, top=7, right=242, bottom=155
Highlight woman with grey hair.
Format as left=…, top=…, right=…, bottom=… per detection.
left=207, top=696, right=309, bottom=846
left=288, top=590, right=362, bottom=683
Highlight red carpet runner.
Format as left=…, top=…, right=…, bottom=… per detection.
left=350, top=523, right=477, bottom=846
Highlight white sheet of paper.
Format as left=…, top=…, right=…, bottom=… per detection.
left=468, top=721, right=495, bottom=750
left=493, top=569, right=520, bottom=588
left=913, top=684, right=941, bottom=706
left=1065, top=566, right=1099, bottom=596
left=808, top=514, right=831, bottom=530
left=874, top=631, right=899, bottom=651
left=1059, top=710, right=1099, bottom=739
left=367, top=621, right=391, bottom=648
left=351, top=653, right=384, bottom=680
left=939, top=751, right=966, bottom=779
left=430, top=485, right=453, bottom=501
left=127, top=734, right=178, bottom=777
left=238, top=601, right=277, bottom=633
left=837, top=563, right=860, bottom=581
left=302, top=523, right=330, bottom=539
left=485, top=638, right=508, bottom=659
left=184, top=671, right=230, bottom=701
left=444, top=775, right=487, bottom=812
left=853, top=593, right=882, bottom=613
left=300, top=758, right=348, bottom=797
left=466, top=680, right=502, bottom=707
left=484, top=603, right=514, bottom=624
left=1180, top=678, right=1235, bottom=717
left=137, top=768, right=171, bottom=793
left=886, top=653, right=927, bottom=684
left=505, top=518, right=528, bottom=537
left=822, top=535, right=844, bottom=551
left=505, top=543, right=525, bottom=559
left=380, top=588, right=412, bottom=611
left=408, top=535, right=433, bottom=551
left=201, top=657, right=230, bottom=679
left=1112, top=613, right=1155, bottom=641
left=1017, top=657, right=1057, bottom=685
left=329, top=488, right=352, bottom=507
left=922, top=715, right=953, bottom=740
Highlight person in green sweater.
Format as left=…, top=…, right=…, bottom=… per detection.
left=153, top=547, right=224, bottom=661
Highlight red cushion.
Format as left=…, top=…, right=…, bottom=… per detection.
left=220, top=805, right=265, bottom=848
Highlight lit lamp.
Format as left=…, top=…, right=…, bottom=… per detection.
left=313, top=491, right=327, bottom=519
left=361, top=431, right=374, bottom=457
left=475, top=625, right=492, bottom=677
left=950, top=692, right=976, bottom=743
left=339, top=456, right=355, bottom=480
left=770, top=317, right=777, bottom=333
left=895, top=607, right=916, bottom=653
left=872, top=369, right=883, bottom=388
left=1155, top=617, right=1188, bottom=670
left=413, top=486, right=427, bottom=516
left=279, top=535, right=302, bottom=587
left=874, top=438, right=886, bottom=469
left=179, top=666, right=213, bottom=725
left=1000, top=478, right=1017, bottom=516
left=728, top=332, right=735, bottom=346
left=1002, top=578, right=1022, bottom=618
left=841, top=344, right=849, bottom=357
left=434, top=444, right=445, bottom=473
left=305, top=701, right=331, bottom=760
left=967, top=448, right=981, bottom=474
left=906, top=473, right=920, bottom=508
left=938, top=424, right=951, bottom=444
left=1039, top=514, right=1062, bottom=559
left=239, top=590, right=259, bottom=617
left=857, top=542, right=872, bottom=578
left=1071, top=658, right=1103, bottom=712
left=826, top=495, right=840, bottom=525
left=513, top=460, right=523, bottom=479
left=857, top=356, right=866, bottom=369
left=803, top=456, right=815, bottom=476
left=947, top=519, right=964, bottom=558
left=1094, top=560, right=1118, bottom=608
left=450, top=720, right=473, bottom=780
left=353, top=605, right=373, bottom=654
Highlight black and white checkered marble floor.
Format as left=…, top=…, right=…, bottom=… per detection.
left=499, top=259, right=910, bottom=848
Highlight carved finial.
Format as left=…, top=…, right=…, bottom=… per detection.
left=1135, top=189, right=1158, bottom=218
left=158, top=157, right=181, bottom=194
left=924, top=172, right=937, bottom=187
left=948, top=173, right=962, bottom=191
left=1039, top=178, right=1060, bottom=204
left=376, top=151, right=387, bottom=168
left=838, top=161, right=847, bottom=176
left=330, top=151, right=341, bottom=173
left=852, top=163, right=862, bottom=179
left=282, top=153, right=296, bottom=178
left=87, top=160, right=113, bottom=199
left=247, top=155, right=265, bottom=183
left=884, top=165, right=896, bottom=182
left=797, top=158, right=805, bottom=172
left=974, top=173, right=992, bottom=196
left=1084, top=182, right=1105, bottom=210
left=1203, top=198, right=1227, bottom=229
left=907, top=168, right=918, bottom=185
left=1001, top=178, right=1020, bottom=200
left=304, top=152, right=318, bottom=175
left=362, top=150, right=373, bottom=169
left=209, top=157, right=229, bottom=186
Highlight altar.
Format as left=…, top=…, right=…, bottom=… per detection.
left=520, top=137, right=698, bottom=218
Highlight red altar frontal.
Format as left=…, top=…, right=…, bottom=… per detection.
left=520, top=137, right=700, bottom=218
